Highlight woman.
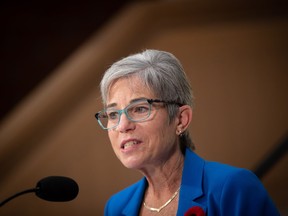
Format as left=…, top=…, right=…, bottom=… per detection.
left=95, top=50, right=279, bottom=215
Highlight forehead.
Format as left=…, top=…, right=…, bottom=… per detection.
left=107, top=76, right=155, bottom=105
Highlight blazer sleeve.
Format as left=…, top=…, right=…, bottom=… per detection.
left=219, top=169, right=279, bottom=216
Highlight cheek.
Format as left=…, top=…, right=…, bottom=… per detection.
left=108, top=132, right=117, bottom=148
left=149, top=120, right=176, bottom=143
left=160, top=119, right=178, bottom=143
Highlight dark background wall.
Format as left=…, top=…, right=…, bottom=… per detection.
left=0, top=0, right=131, bottom=121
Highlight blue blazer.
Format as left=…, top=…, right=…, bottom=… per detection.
left=104, top=148, right=279, bottom=215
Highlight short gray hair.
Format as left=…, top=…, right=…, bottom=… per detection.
left=100, top=49, right=195, bottom=151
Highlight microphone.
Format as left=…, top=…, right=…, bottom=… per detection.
left=0, top=176, right=79, bottom=207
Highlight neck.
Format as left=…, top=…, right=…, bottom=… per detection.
left=143, top=186, right=180, bottom=213
left=142, top=150, right=184, bottom=199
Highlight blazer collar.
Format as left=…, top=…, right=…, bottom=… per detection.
left=122, top=178, right=147, bottom=215
left=177, top=148, right=206, bottom=215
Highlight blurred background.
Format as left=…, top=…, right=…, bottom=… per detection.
left=0, top=0, right=287, bottom=215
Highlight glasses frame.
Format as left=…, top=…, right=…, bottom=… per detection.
left=95, top=98, right=182, bottom=130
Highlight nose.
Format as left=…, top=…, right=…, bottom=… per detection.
left=115, top=112, right=135, bottom=133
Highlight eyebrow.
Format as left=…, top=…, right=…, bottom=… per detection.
left=106, top=97, right=148, bottom=109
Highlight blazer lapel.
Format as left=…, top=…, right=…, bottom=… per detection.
left=177, top=148, right=207, bottom=215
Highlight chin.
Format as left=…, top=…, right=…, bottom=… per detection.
left=121, top=159, right=143, bottom=170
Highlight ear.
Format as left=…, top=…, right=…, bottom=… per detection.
left=176, top=105, right=193, bottom=134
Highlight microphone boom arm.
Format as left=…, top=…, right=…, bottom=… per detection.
left=0, top=188, right=38, bottom=207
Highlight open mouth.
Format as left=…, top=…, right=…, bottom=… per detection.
left=122, top=140, right=140, bottom=150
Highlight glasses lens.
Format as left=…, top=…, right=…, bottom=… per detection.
left=126, top=100, right=151, bottom=121
left=97, top=110, right=119, bottom=129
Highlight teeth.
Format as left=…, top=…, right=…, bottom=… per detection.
left=123, top=141, right=138, bottom=149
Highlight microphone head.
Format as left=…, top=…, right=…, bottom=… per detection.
left=35, top=176, right=79, bottom=202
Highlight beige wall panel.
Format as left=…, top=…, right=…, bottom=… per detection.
left=142, top=19, right=288, bottom=167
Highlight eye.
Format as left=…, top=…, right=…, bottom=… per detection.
left=98, top=112, right=108, bottom=119
left=107, top=111, right=119, bottom=120
left=132, top=104, right=150, bottom=114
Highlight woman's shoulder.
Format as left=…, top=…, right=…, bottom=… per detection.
left=202, top=159, right=272, bottom=202
left=204, top=160, right=254, bottom=179
left=186, top=148, right=257, bottom=185
left=201, top=160, right=279, bottom=215
left=203, top=159, right=260, bottom=189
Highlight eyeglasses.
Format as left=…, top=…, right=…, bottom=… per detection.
left=95, top=98, right=182, bottom=130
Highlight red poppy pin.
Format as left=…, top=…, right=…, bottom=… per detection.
left=184, top=206, right=205, bottom=216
